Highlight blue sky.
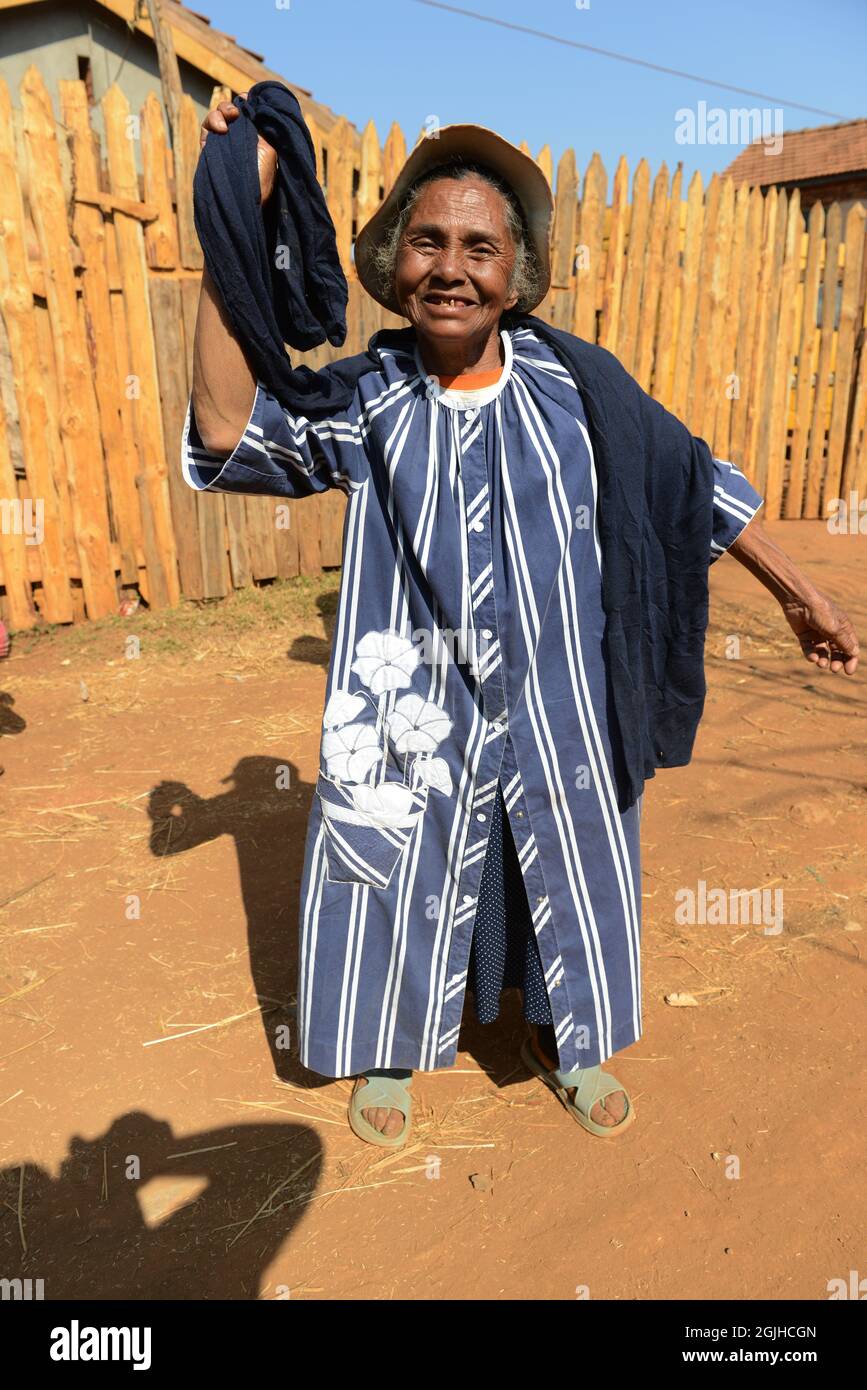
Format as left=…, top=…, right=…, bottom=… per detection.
left=203, top=0, right=864, bottom=181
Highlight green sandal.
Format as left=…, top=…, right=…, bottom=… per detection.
left=348, top=1073, right=413, bottom=1148
left=520, top=1037, right=635, bottom=1138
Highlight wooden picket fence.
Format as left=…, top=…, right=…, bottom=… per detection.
left=1, top=67, right=866, bottom=632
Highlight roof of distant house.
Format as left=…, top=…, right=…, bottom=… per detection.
left=724, top=117, right=867, bottom=187
left=8, top=0, right=355, bottom=139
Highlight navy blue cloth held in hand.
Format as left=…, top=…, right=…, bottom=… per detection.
left=193, top=80, right=353, bottom=415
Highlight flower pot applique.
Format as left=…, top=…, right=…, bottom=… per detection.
left=317, top=628, right=455, bottom=888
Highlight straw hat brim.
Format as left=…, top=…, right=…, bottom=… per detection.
left=354, top=124, right=554, bottom=318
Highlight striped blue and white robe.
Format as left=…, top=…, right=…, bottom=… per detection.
left=182, top=325, right=763, bottom=1077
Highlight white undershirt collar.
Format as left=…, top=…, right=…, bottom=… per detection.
left=414, top=329, right=514, bottom=411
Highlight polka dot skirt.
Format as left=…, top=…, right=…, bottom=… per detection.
left=467, top=781, right=553, bottom=1026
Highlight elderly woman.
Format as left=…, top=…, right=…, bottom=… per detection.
left=185, top=101, right=858, bottom=1148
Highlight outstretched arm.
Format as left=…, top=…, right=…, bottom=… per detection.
left=728, top=517, right=859, bottom=675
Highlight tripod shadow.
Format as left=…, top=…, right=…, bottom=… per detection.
left=0, top=1113, right=322, bottom=1300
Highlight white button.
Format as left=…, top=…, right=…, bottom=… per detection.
left=464, top=409, right=476, bottom=421
left=517, top=810, right=524, bottom=818
left=471, top=519, right=484, bottom=532
left=462, top=894, right=473, bottom=904
left=537, top=895, right=545, bottom=904
left=476, top=813, right=486, bottom=822
left=481, top=628, right=493, bottom=640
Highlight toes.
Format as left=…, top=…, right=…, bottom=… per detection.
left=606, top=1089, right=628, bottom=1123
left=382, top=1109, right=405, bottom=1138
left=361, top=1106, right=403, bottom=1136
left=590, top=1090, right=627, bottom=1126
left=589, top=1099, right=616, bottom=1126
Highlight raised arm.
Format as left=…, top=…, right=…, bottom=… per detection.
left=191, top=97, right=277, bottom=456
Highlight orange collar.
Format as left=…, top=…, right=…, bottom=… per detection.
left=433, top=366, right=504, bottom=390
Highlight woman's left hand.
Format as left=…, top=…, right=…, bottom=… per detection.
left=781, top=590, right=859, bottom=674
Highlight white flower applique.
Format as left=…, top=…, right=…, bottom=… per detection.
left=350, top=629, right=421, bottom=696
left=319, top=631, right=455, bottom=833
left=385, top=693, right=453, bottom=753
left=323, top=690, right=366, bottom=728
left=414, top=756, right=453, bottom=798
left=321, top=722, right=381, bottom=782
left=351, top=782, right=419, bottom=827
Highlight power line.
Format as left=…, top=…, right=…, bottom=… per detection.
left=412, top=0, right=849, bottom=121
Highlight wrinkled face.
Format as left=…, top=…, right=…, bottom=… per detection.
left=394, top=176, right=519, bottom=349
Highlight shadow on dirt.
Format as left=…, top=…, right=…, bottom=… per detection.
left=0, top=1115, right=323, bottom=1299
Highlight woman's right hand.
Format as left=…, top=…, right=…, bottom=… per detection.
left=199, top=93, right=278, bottom=207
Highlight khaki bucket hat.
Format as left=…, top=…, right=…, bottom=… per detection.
left=354, top=123, right=554, bottom=317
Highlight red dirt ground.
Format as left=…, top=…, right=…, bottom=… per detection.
left=0, top=519, right=864, bottom=1301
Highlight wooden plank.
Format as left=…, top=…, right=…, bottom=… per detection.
left=148, top=274, right=205, bottom=598
left=687, top=173, right=720, bottom=434
left=103, top=82, right=180, bottom=606
left=745, top=189, right=785, bottom=497
left=701, top=176, right=734, bottom=448
left=224, top=493, right=251, bottom=589
left=33, top=300, right=81, bottom=582
left=728, top=186, right=764, bottom=470
left=712, top=181, right=749, bottom=459
left=21, top=66, right=117, bottom=618
left=804, top=204, right=842, bottom=517
left=785, top=199, right=824, bottom=517
left=180, top=275, right=200, bottom=392
left=319, top=491, right=346, bottom=567
left=357, top=119, right=382, bottom=238
left=670, top=170, right=704, bottom=423
left=841, top=278, right=867, bottom=497
left=650, top=163, right=682, bottom=407
left=823, top=202, right=866, bottom=511
left=634, top=162, right=668, bottom=392
left=549, top=148, right=578, bottom=331
left=0, top=385, right=37, bottom=629
left=141, top=90, right=180, bottom=269
left=599, top=155, right=629, bottom=354
left=61, top=79, right=140, bottom=587
left=0, top=83, right=71, bottom=622
left=108, top=275, right=148, bottom=583
left=766, top=190, right=802, bottom=517
left=245, top=494, right=278, bottom=581
left=176, top=94, right=203, bottom=271
left=74, top=191, right=159, bottom=220
left=272, top=496, right=300, bottom=579
left=534, top=144, right=553, bottom=195
left=325, top=116, right=355, bottom=277
left=294, top=497, right=321, bottom=576
left=196, top=491, right=230, bottom=597
left=617, top=158, right=650, bottom=376
left=382, top=122, right=407, bottom=201
left=573, top=153, right=605, bottom=344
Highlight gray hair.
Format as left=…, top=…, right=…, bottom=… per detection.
left=368, top=157, right=543, bottom=317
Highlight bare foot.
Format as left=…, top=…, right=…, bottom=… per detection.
left=356, top=1077, right=408, bottom=1139
left=530, top=1032, right=628, bottom=1127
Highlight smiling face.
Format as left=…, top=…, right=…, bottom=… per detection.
left=393, top=175, right=519, bottom=373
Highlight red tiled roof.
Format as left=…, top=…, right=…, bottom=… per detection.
left=724, top=118, right=867, bottom=187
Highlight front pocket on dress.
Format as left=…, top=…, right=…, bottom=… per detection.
left=317, top=772, right=424, bottom=889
